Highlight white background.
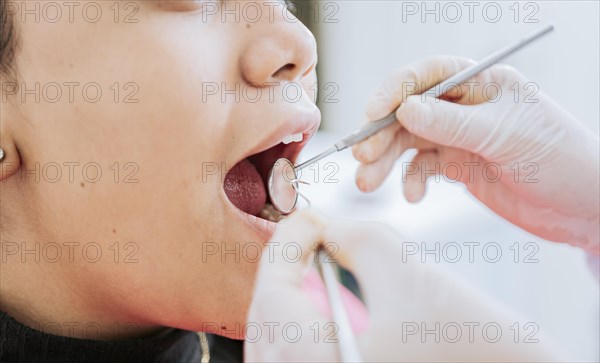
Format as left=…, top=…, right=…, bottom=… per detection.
left=303, top=1, right=600, bottom=361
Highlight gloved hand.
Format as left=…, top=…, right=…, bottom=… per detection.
left=245, top=210, right=563, bottom=362
left=353, top=56, right=599, bottom=254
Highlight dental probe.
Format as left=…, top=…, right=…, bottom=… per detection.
left=294, top=24, right=554, bottom=172
left=316, top=247, right=363, bottom=362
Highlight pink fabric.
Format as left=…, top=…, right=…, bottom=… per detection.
left=302, top=269, right=370, bottom=333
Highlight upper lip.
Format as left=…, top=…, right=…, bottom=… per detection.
left=238, top=106, right=321, bottom=165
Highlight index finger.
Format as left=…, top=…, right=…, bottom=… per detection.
left=365, top=56, right=476, bottom=121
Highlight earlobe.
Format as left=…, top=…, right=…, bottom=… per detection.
left=1, top=92, right=23, bottom=181
left=0, top=143, right=20, bottom=181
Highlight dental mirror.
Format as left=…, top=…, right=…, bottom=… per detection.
left=268, top=24, right=554, bottom=215
left=268, top=158, right=299, bottom=214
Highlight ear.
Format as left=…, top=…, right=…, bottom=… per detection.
left=0, top=144, right=20, bottom=181
left=0, top=112, right=21, bottom=182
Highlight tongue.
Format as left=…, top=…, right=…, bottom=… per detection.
left=224, top=159, right=267, bottom=216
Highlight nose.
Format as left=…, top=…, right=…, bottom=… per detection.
left=240, top=5, right=317, bottom=87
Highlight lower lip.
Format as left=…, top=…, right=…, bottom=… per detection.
left=228, top=201, right=277, bottom=240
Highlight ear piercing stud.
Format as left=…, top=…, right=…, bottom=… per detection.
left=0, top=148, right=5, bottom=162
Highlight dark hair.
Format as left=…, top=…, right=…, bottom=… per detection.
left=0, top=0, right=17, bottom=76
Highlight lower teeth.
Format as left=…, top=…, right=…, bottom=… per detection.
left=259, top=203, right=285, bottom=222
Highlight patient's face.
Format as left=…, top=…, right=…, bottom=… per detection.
left=2, top=0, right=319, bottom=337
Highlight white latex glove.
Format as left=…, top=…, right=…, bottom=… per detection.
left=245, top=210, right=564, bottom=362
left=353, top=56, right=599, bottom=254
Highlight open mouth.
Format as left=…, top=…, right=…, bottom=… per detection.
left=223, top=133, right=309, bottom=232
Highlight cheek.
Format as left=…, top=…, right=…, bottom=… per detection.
left=17, top=14, right=240, bottom=251
left=19, top=5, right=235, bottom=170
left=12, top=8, right=270, bottom=319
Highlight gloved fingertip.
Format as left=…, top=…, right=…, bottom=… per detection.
left=403, top=180, right=425, bottom=203
left=351, top=142, right=372, bottom=163
left=351, top=144, right=361, bottom=160
left=356, top=179, right=373, bottom=193
left=272, top=209, right=325, bottom=245
left=356, top=176, right=370, bottom=193
left=356, top=167, right=379, bottom=193
left=295, top=208, right=330, bottom=231
left=403, top=188, right=414, bottom=203
left=408, top=193, right=424, bottom=204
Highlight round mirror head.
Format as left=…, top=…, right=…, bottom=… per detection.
left=268, top=158, right=299, bottom=214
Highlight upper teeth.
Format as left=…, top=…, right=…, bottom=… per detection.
left=281, top=133, right=303, bottom=145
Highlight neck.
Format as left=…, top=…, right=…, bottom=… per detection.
left=0, top=259, right=163, bottom=340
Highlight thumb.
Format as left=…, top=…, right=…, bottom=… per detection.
left=397, top=95, right=488, bottom=152
left=258, top=209, right=326, bottom=285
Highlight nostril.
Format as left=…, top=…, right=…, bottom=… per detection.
left=272, top=63, right=296, bottom=79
